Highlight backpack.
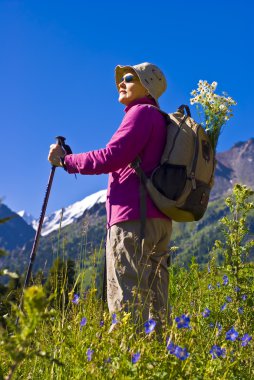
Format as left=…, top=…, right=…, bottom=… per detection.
left=132, top=104, right=216, bottom=224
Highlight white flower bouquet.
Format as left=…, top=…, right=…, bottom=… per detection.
left=190, top=80, right=237, bottom=151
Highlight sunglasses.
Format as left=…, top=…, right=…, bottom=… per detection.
left=120, top=74, right=137, bottom=83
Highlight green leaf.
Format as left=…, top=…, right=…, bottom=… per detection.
left=0, top=216, right=13, bottom=224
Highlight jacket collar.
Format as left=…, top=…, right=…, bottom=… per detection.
left=124, top=97, right=159, bottom=113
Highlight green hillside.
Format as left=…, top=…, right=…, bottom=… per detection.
left=171, top=196, right=254, bottom=266
left=2, top=190, right=254, bottom=276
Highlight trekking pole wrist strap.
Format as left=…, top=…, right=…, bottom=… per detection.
left=60, top=155, right=67, bottom=171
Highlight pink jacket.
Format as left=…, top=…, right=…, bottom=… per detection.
left=64, top=97, right=169, bottom=228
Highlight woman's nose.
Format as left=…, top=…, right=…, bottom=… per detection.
left=119, top=79, right=126, bottom=88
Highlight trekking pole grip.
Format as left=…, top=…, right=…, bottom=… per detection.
left=56, top=135, right=66, bottom=147
left=55, top=135, right=73, bottom=169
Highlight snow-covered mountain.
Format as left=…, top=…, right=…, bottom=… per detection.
left=0, top=204, right=35, bottom=251
left=17, top=210, right=36, bottom=226
left=32, top=189, right=107, bottom=236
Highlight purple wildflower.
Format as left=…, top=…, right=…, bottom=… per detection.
left=112, top=313, right=117, bottom=324
left=242, top=294, right=247, bottom=301
left=222, top=275, right=229, bottom=285
left=209, top=322, right=215, bottom=328
left=104, top=357, right=111, bottom=363
left=241, top=334, right=252, bottom=347
left=86, top=348, right=94, bottom=361
left=175, top=314, right=190, bottom=329
left=100, top=320, right=104, bottom=327
left=131, top=352, right=141, bottom=364
left=71, top=294, right=80, bottom=304
left=144, top=319, right=156, bottom=334
left=234, top=286, right=241, bottom=292
left=167, top=340, right=189, bottom=360
left=208, top=284, right=213, bottom=290
left=238, top=307, right=244, bottom=314
left=209, top=345, right=226, bottom=359
left=221, top=303, right=227, bottom=311
left=226, top=327, right=239, bottom=341
left=166, top=340, right=176, bottom=354
left=174, top=346, right=190, bottom=361
left=226, top=296, right=232, bottom=302
left=202, top=308, right=211, bottom=318
left=80, top=317, right=87, bottom=328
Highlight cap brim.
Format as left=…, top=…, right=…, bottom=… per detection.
left=115, top=65, right=140, bottom=86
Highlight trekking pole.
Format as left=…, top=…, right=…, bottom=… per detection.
left=17, top=136, right=72, bottom=318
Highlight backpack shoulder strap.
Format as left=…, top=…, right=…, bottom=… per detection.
left=147, top=105, right=171, bottom=123
left=130, top=106, right=169, bottom=245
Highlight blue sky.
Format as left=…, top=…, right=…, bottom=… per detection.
left=1, top=0, right=254, bottom=218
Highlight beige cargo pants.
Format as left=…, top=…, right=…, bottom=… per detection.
left=106, top=218, right=172, bottom=329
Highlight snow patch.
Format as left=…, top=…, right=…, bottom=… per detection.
left=17, top=210, right=35, bottom=225
left=33, top=189, right=107, bottom=236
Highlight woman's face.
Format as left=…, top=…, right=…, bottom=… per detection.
left=118, top=71, right=148, bottom=106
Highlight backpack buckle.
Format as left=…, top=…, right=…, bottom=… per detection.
left=190, top=172, right=197, bottom=190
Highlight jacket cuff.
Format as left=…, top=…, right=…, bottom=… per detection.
left=63, top=154, right=79, bottom=174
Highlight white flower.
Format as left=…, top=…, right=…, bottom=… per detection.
left=211, top=81, right=218, bottom=90
left=189, top=79, right=236, bottom=150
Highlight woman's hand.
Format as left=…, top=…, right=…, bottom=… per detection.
left=48, top=144, right=66, bottom=167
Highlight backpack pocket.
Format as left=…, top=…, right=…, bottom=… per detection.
left=151, top=163, right=187, bottom=200
left=180, top=180, right=211, bottom=221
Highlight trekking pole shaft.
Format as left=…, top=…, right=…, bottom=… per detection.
left=16, top=166, right=56, bottom=324
left=16, top=136, right=71, bottom=325
left=22, top=135, right=69, bottom=290
left=23, top=165, right=56, bottom=289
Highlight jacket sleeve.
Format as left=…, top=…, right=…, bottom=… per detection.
left=64, top=105, right=155, bottom=175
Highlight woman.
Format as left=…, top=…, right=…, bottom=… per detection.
left=48, top=62, right=172, bottom=330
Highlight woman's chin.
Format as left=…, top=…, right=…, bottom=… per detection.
left=118, top=95, right=129, bottom=105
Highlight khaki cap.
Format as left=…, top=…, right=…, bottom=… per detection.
left=115, top=62, right=167, bottom=101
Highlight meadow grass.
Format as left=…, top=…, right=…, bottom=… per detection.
left=1, top=261, right=253, bottom=380
left=1, top=184, right=254, bottom=380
